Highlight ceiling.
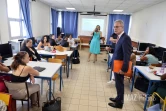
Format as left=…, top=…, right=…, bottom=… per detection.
left=39, top=0, right=166, bottom=13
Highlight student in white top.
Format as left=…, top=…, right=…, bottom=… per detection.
left=67, top=35, right=75, bottom=46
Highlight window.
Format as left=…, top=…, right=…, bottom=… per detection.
left=58, top=12, right=62, bottom=28
left=7, top=0, right=28, bottom=38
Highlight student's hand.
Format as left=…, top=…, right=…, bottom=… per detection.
left=31, top=77, right=35, bottom=84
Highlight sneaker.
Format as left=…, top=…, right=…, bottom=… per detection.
left=107, top=80, right=115, bottom=84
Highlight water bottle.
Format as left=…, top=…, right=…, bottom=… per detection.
left=160, top=63, right=166, bottom=73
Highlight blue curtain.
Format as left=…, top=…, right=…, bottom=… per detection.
left=62, top=11, right=78, bottom=38
left=51, top=8, right=59, bottom=37
left=20, top=0, right=33, bottom=38
left=106, top=14, right=131, bottom=44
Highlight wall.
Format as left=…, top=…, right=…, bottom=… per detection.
left=129, top=1, right=166, bottom=48
left=0, top=0, right=10, bottom=43
left=31, top=0, right=51, bottom=37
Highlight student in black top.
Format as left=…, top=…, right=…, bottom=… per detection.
left=61, top=36, right=69, bottom=47
left=10, top=51, right=40, bottom=106
left=21, top=39, right=41, bottom=61
left=49, top=34, right=57, bottom=46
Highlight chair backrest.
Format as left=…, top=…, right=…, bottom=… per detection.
left=54, top=54, right=67, bottom=60
left=48, top=58, right=62, bottom=63
left=55, top=46, right=64, bottom=52
left=151, top=63, right=162, bottom=67
left=4, top=81, right=29, bottom=100
left=0, top=93, right=12, bottom=106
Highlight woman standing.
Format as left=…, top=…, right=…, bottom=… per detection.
left=88, top=25, right=102, bottom=63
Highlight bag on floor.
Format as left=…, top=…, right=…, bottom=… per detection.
left=42, top=92, right=61, bottom=111
left=72, top=58, right=80, bottom=64
left=134, top=77, right=149, bottom=93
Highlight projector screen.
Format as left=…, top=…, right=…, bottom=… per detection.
left=78, top=14, right=108, bottom=37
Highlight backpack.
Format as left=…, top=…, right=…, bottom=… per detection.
left=72, top=50, right=80, bottom=64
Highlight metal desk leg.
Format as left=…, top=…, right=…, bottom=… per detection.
left=131, top=68, right=136, bottom=92
left=49, top=78, right=52, bottom=100
left=41, top=79, right=43, bottom=95
left=60, top=66, right=62, bottom=91
left=71, top=55, right=73, bottom=69
left=144, top=81, right=153, bottom=110
left=107, top=52, right=110, bottom=72
left=67, top=57, right=70, bottom=78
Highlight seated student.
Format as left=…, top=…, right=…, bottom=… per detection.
left=67, top=35, right=75, bottom=46
left=49, top=34, right=57, bottom=46
left=148, top=74, right=166, bottom=104
left=61, top=36, right=69, bottom=47
left=10, top=51, right=40, bottom=105
left=37, top=35, right=51, bottom=50
left=0, top=56, right=11, bottom=92
left=140, top=46, right=159, bottom=65
left=0, top=56, right=10, bottom=72
left=21, top=39, right=41, bottom=61
left=55, top=34, right=63, bottom=45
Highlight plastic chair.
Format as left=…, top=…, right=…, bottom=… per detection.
left=0, top=93, right=16, bottom=111
left=4, top=81, right=40, bottom=111
left=149, top=92, right=166, bottom=111
left=54, top=54, right=67, bottom=73
left=48, top=58, right=63, bottom=94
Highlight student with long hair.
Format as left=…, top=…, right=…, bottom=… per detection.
left=21, top=39, right=41, bottom=61
left=10, top=51, right=40, bottom=106
left=37, top=35, right=51, bottom=50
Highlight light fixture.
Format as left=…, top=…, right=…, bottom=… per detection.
left=66, top=8, right=75, bottom=10
left=113, top=10, right=123, bottom=12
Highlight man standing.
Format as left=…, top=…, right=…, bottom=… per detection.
left=108, top=20, right=132, bottom=109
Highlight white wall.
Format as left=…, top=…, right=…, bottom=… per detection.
left=31, top=0, right=51, bottom=37
left=0, top=0, right=10, bottom=43
left=130, top=1, right=166, bottom=48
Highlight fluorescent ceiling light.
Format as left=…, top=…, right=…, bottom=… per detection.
left=66, top=8, right=75, bottom=10
left=113, top=10, right=123, bottom=12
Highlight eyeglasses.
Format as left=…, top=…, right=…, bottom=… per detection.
left=114, top=26, right=122, bottom=28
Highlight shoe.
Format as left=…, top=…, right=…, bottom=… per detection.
left=109, top=98, right=117, bottom=102
left=107, top=80, right=115, bottom=84
left=108, top=102, right=123, bottom=109
left=104, top=59, right=107, bottom=61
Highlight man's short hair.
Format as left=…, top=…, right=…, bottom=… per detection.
left=115, top=20, right=124, bottom=27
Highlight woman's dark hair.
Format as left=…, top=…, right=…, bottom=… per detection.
left=11, top=51, right=27, bottom=70
left=21, top=39, right=32, bottom=48
left=41, top=35, right=49, bottom=43
left=49, top=34, right=54, bottom=39
left=148, top=46, right=156, bottom=57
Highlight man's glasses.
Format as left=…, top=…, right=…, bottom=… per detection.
left=114, top=26, right=122, bottom=28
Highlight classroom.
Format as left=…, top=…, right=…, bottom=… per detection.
left=0, top=0, right=166, bottom=111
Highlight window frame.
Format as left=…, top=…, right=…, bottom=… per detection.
left=6, top=0, right=27, bottom=40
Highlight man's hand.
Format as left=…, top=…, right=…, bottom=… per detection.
left=119, top=70, right=125, bottom=75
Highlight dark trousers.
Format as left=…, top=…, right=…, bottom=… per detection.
left=114, top=72, right=124, bottom=104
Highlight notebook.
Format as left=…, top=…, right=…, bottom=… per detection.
left=33, top=66, right=46, bottom=72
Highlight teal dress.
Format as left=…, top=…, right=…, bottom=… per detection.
left=90, top=32, right=100, bottom=54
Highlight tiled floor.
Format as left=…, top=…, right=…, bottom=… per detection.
left=16, top=49, right=145, bottom=111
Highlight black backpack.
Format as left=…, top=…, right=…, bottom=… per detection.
left=72, top=50, right=80, bottom=64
